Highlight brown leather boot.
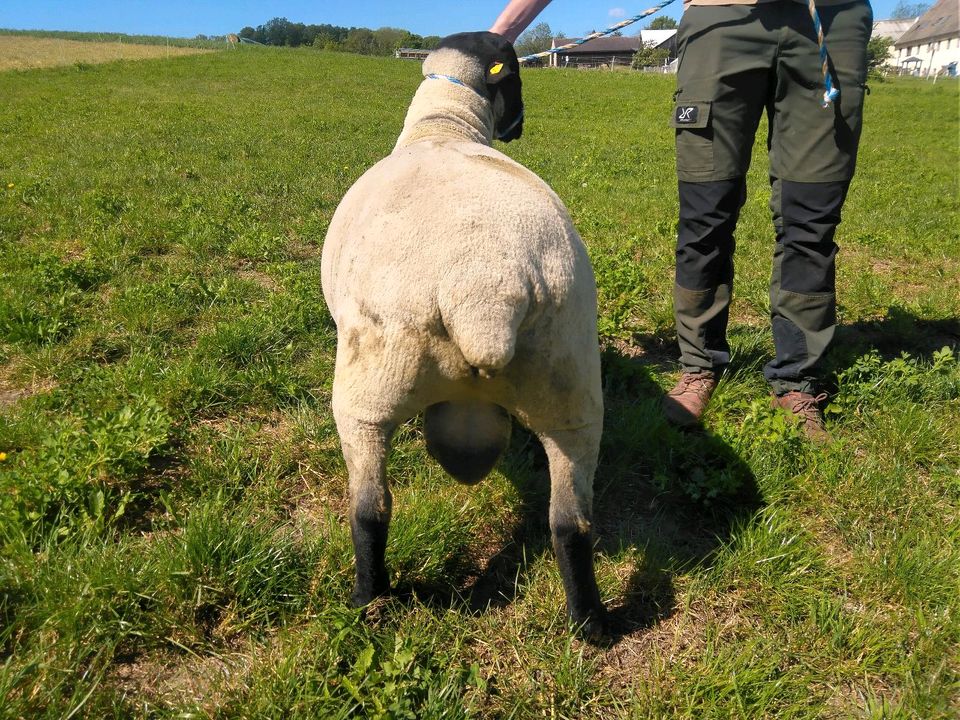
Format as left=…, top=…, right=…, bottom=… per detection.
left=772, top=391, right=830, bottom=442
left=662, top=372, right=718, bottom=427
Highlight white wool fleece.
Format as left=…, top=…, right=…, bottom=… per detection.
left=423, top=47, right=490, bottom=95
left=395, top=48, right=496, bottom=148
left=394, top=73, right=494, bottom=149
left=321, top=52, right=601, bottom=435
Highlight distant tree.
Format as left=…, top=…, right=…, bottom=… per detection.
left=646, top=16, right=678, bottom=30
left=515, top=22, right=553, bottom=57
left=236, top=17, right=431, bottom=53
left=240, top=24, right=267, bottom=44
left=422, top=35, right=442, bottom=50
left=343, top=28, right=377, bottom=54
left=263, top=17, right=291, bottom=46
left=280, top=22, right=301, bottom=46
left=398, top=31, right=423, bottom=49
left=372, top=27, right=408, bottom=54
left=319, top=24, right=350, bottom=44
left=309, top=24, right=351, bottom=49
left=632, top=41, right=670, bottom=68
left=867, top=35, right=893, bottom=74
left=890, top=1, right=929, bottom=19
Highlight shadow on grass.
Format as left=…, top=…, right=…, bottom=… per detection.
left=591, top=347, right=760, bottom=642
left=830, top=307, right=960, bottom=366
left=629, top=306, right=960, bottom=389
left=587, top=308, right=957, bottom=638
left=395, top=344, right=762, bottom=647
left=364, top=308, right=958, bottom=643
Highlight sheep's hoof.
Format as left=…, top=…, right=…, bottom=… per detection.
left=571, top=608, right=609, bottom=643
left=351, top=579, right=390, bottom=608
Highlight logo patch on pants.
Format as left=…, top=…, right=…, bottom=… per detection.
left=675, top=105, right=699, bottom=124
left=670, top=100, right=710, bottom=130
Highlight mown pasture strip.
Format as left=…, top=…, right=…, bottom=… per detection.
left=0, top=34, right=212, bottom=71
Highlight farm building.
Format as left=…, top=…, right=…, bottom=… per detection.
left=893, top=0, right=960, bottom=76
left=395, top=47, right=431, bottom=60
left=548, top=30, right=677, bottom=69
left=872, top=18, right=918, bottom=66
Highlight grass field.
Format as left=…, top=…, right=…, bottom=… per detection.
left=1, top=48, right=958, bottom=718
left=0, top=33, right=212, bottom=71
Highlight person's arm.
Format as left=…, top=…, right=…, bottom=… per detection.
left=490, top=0, right=554, bottom=43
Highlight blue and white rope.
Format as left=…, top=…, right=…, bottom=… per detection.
left=516, top=0, right=678, bottom=65
left=807, top=0, right=840, bottom=106
left=517, top=0, right=840, bottom=107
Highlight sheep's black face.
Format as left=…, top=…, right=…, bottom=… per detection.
left=435, top=31, right=524, bottom=142
left=490, top=67, right=524, bottom=142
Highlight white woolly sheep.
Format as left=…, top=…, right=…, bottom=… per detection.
left=320, top=32, right=606, bottom=635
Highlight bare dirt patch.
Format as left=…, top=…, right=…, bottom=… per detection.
left=0, top=388, right=28, bottom=408
left=0, top=367, right=57, bottom=410
left=0, top=35, right=210, bottom=71
left=110, top=646, right=254, bottom=713
left=285, top=467, right=348, bottom=534
left=236, top=268, right=279, bottom=292
left=600, top=589, right=748, bottom=683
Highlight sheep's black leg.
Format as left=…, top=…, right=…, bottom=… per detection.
left=552, top=521, right=604, bottom=634
left=336, top=416, right=393, bottom=607
left=540, top=427, right=606, bottom=638
left=351, top=514, right=390, bottom=606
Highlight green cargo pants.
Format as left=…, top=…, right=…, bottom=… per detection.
left=671, top=0, right=872, bottom=394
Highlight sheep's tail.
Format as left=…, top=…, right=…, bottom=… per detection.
left=424, top=401, right=510, bottom=484
left=437, top=263, right=530, bottom=377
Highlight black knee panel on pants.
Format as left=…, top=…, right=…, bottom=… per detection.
left=676, top=178, right=747, bottom=290
left=778, top=180, right=849, bottom=294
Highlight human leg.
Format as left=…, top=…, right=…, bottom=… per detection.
left=764, top=0, right=871, bottom=433
left=765, top=0, right=871, bottom=395
left=667, top=5, right=776, bottom=422
left=765, top=176, right=847, bottom=396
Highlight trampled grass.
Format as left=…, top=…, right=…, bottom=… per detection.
left=0, top=48, right=958, bottom=718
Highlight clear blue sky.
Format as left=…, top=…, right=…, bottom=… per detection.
left=0, top=0, right=906, bottom=40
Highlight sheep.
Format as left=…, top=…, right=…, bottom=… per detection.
left=320, top=31, right=606, bottom=636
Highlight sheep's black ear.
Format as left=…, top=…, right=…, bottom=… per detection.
left=486, top=60, right=514, bottom=85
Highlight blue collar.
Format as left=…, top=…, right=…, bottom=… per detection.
left=425, top=73, right=485, bottom=99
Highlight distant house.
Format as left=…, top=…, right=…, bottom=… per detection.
left=395, top=48, right=431, bottom=60
left=872, top=18, right=917, bottom=66
left=548, top=30, right=677, bottom=69
left=637, top=29, right=678, bottom=58
left=893, top=0, right=960, bottom=76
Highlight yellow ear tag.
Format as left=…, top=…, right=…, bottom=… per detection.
left=490, top=62, right=504, bottom=75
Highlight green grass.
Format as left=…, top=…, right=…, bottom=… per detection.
left=0, top=49, right=958, bottom=718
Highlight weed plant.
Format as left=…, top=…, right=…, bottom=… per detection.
left=0, top=50, right=957, bottom=717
